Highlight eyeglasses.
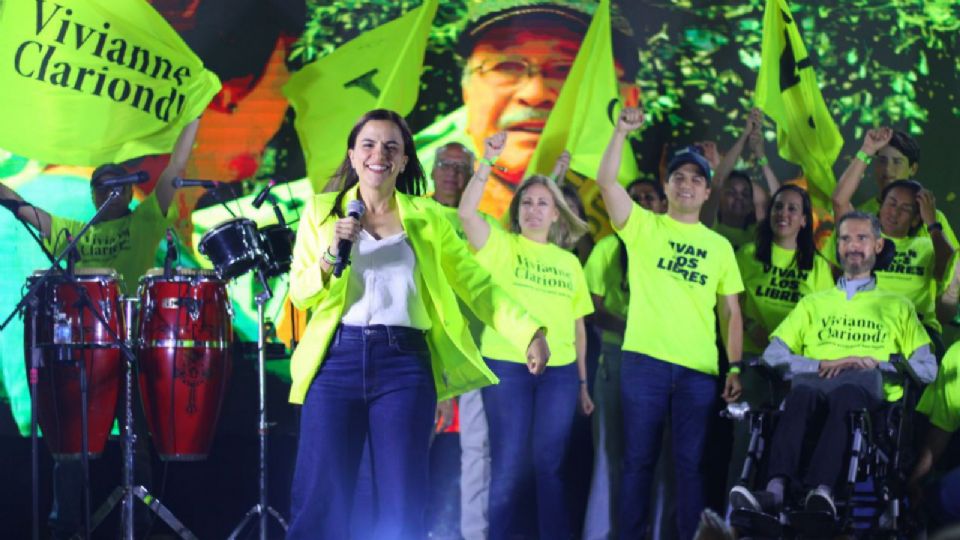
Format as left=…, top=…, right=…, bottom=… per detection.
left=436, top=160, right=471, bottom=174
left=466, top=56, right=574, bottom=88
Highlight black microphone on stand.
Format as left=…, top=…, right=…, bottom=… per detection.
left=92, top=171, right=150, bottom=189
left=251, top=179, right=278, bottom=209
left=172, top=177, right=220, bottom=189
left=163, top=228, right=177, bottom=279
left=333, top=200, right=366, bottom=278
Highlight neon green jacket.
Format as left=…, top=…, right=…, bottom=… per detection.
left=287, top=185, right=543, bottom=404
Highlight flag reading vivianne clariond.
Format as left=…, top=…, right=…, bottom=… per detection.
left=0, top=0, right=221, bottom=166
left=284, top=0, right=438, bottom=190
left=755, top=0, right=843, bottom=208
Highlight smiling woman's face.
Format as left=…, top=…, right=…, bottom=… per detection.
left=348, top=119, right=409, bottom=192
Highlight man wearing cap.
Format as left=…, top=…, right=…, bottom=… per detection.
left=0, top=119, right=197, bottom=295
left=596, top=107, right=744, bottom=539
left=0, top=119, right=198, bottom=539
left=414, top=0, right=640, bottom=218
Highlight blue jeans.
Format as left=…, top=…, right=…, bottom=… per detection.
left=287, top=325, right=437, bottom=540
left=619, top=352, right=717, bottom=540
left=482, top=358, right=579, bottom=540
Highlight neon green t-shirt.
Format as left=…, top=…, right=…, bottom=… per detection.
left=876, top=235, right=940, bottom=333
left=584, top=234, right=629, bottom=346
left=771, top=286, right=931, bottom=401
left=736, top=242, right=835, bottom=356
left=858, top=199, right=958, bottom=296
left=916, top=341, right=960, bottom=432
left=44, top=193, right=173, bottom=295
left=475, top=225, right=593, bottom=366
left=616, top=204, right=744, bottom=375
left=821, top=231, right=941, bottom=333
left=714, top=221, right=757, bottom=251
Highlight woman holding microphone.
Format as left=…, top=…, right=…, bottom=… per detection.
left=459, top=132, right=594, bottom=539
left=285, top=109, right=549, bottom=540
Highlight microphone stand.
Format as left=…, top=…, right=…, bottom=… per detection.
left=227, top=266, right=288, bottom=539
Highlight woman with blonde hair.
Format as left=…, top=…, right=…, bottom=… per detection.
left=458, top=132, right=594, bottom=539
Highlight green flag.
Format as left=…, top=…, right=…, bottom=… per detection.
left=0, top=0, right=221, bottom=166
left=524, top=0, right=640, bottom=184
left=755, top=0, right=843, bottom=207
left=284, top=0, right=438, bottom=191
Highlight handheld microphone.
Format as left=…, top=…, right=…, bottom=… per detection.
left=163, top=228, right=177, bottom=279
left=333, top=199, right=366, bottom=278
left=251, top=179, right=278, bottom=209
left=172, top=177, right=220, bottom=189
left=93, top=171, right=149, bottom=188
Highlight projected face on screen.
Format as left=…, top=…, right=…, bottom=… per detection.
left=462, top=22, right=582, bottom=186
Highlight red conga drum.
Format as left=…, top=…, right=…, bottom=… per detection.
left=137, top=269, right=232, bottom=460
left=24, top=269, right=123, bottom=460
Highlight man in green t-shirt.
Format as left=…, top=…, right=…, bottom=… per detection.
left=0, top=119, right=198, bottom=539
left=731, top=211, right=938, bottom=519
left=596, top=107, right=744, bottom=540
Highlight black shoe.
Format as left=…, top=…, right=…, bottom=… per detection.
left=804, top=487, right=837, bottom=517
left=730, top=485, right=779, bottom=514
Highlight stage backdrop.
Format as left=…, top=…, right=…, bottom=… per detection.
left=1, top=0, right=957, bottom=434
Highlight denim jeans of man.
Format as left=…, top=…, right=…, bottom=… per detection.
left=483, top=359, right=579, bottom=540
left=286, top=325, right=436, bottom=540
left=619, top=352, right=717, bottom=540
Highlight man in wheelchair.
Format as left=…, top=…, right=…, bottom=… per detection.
left=729, top=212, right=938, bottom=526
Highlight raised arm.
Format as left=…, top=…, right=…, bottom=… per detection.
left=0, top=182, right=53, bottom=239
left=458, top=132, right=504, bottom=251
left=833, top=127, right=892, bottom=218
left=155, top=118, right=201, bottom=216
left=748, top=114, right=780, bottom=194
left=701, top=111, right=758, bottom=225
left=551, top=150, right=571, bottom=184
left=598, top=107, right=644, bottom=230
left=918, top=189, right=955, bottom=281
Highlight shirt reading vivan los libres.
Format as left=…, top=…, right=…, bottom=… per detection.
left=736, top=242, right=834, bottom=355
left=771, top=286, right=930, bottom=400
left=474, top=225, right=593, bottom=366
left=44, top=193, right=172, bottom=295
left=615, top=204, right=744, bottom=375
left=584, top=234, right=629, bottom=346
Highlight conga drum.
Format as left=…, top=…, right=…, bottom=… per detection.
left=137, top=269, right=232, bottom=460
left=24, top=269, right=123, bottom=459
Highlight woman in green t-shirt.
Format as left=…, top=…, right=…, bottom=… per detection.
left=459, top=131, right=595, bottom=539
left=727, top=184, right=834, bottom=490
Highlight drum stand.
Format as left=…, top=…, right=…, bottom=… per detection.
left=227, top=271, right=288, bottom=540
left=88, top=313, right=198, bottom=540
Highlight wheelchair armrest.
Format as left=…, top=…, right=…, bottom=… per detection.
left=887, top=354, right=923, bottom=389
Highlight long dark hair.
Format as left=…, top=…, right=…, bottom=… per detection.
left=755, top=184, right=816, bottom=271
left=327, top=109, right=426, bottom=218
